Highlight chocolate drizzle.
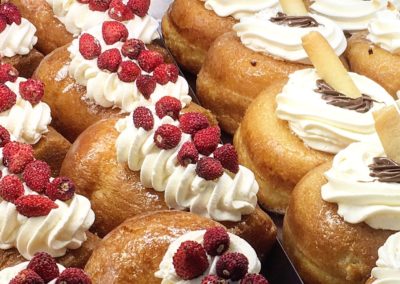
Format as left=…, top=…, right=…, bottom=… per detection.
left=369, top=157, right=400, bottom=183
left=314, top=80, right=375, bottom=113
left=270, top=12, right=320, bottom=28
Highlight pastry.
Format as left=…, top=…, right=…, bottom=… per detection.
left=60, top=98, right=277, bottom=256
left=85, top=210, right=269, bottom=283
left=161, top=0, right=279, bottom=74
left=34, top=20, right=192, bottom=141
left=9, top=0, right=159, bottom=54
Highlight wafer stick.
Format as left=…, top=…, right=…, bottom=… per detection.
left=302, top=31, right=362, bottom=98
left=279, top=0, right=308, bottom=16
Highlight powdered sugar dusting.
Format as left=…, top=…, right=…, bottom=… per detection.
left=55, top=64, right=70, bottom=82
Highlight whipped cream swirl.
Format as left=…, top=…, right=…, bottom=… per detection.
left=372, top=232, right=400, bottom=284
left=0, top=78, right=51, bottom=145
left=0, top=18, right=37, bottom=58
left=233, top=9, right=346, bottom=64
left=0, top=262, right=65, bottom=283
left=322, top=138, right=400, bottom=230
left=276, top=69, right=393, bottom=154
left=367, top=10, right=400, bottom=54
left=115, top=108, right=258, bottom=222
left=155, top=230, right=261, bottom=284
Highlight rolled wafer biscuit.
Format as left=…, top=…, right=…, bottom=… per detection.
left=279, top=0, right=308, bottom=16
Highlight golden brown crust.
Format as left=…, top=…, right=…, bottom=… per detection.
left=233, top=83, right=331, bottom=213
left=346, top=31, right=400, bottom=98
left=283, top=163, right=393, bottom=284
left=1, top=48, right=44, bottom=78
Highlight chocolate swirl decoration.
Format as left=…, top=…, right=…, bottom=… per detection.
left=270, top=12, right=319, bottom=28
left=314, top=80, right=375, bottom=113
left=369, top=157, right=400, bottom=183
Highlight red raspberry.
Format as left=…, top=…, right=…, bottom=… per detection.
left=9, top=269, right=44, bottom=284
left=27, top=252, right=60, bottom=283
left=0, top=15, right=7, bottom=33
left=179, top=112, right=209, bottom=135
left=137, top=50, right=164, bottom=72
left=0, top=63, right=18, bottom=83
left=56, top=268, right=91, bottom=284
left=22, top=160, right=51, bottom=193
left=0, top=3, right=21, bottom=25
left=0, top=83, right=16, bottom=112
left=216, top=252, right=249, bottom=281
left=117, top=61, right=140, bottom=82
left=121, top=38, right=144, bottom=59
left=108, top=0, right=134, bottom=21
left=89, top=0, right=111, bottom=11
left=154, top=124, right=181, bottom=150
left=0, top=175, right=24, bottom=203
left=15, top=195, right=58, bottom=217
left=102, top=21, right=128, bottom=45
left=203, top=227, right=230, bottom=256
left=201, top=275, right=227, bottom=284
left=136, top=75, right=156, bottom=99
left=3, top=142, right=34, bottom=174
left=127, top=0, right=150, bottom=17
left=133, top=106, right=154, bottom=130
left=213, top=144, right=239, bottom=174
left=45, top=177, right=75, bottom=201
left=97, top=48, right=122, bottom=72
left=19, top=79, right=45, bottom=105
left=240, top=274, right=269, bottom=284
left=79, top=33, right=102, bottom=60
left=0, top=125, right=10, bottom=147
left=153, top=64, right=179, bottom=85
left=155, top=96, right=182, bottom=120
left=173, top=240, right=209, bottom=280
left=196, top=157, right=223, bottom=180
left=177, top=142, right=198, bottom=166
left=193, top=126, right=220, bottom=156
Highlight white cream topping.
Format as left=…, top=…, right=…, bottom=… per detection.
left=115, top=108, right=258, bottom=222
left=0, top=18, right=37, bottom=58
left=0, top=78, right=52, bottom=145
left=367, top=10, right=400, bottom=54
left=276, top=69, right=393, bottom=154
left=310, top=0, right=388, bottom=32
left=155, top=230, right=261, bottom=284
left=68, top=24, right=191, bottom=113
left=321, top=138, right=400, bottom=231
left=233, top=9, right=346, bottom=64
left=372, top=232, right=400, bottom=284
left=46, top=0, right=160, bottom=39
left=0, top=262, right=65, bottom=283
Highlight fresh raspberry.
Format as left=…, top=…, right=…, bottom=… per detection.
left=173, top=240, right=209, bottom=280
left=201, top=275, right=227, bottom=284
left=117, top=61, right=140, bottom=82
left=45, top=177, right=75, bottom=201
left=0, top=125, right=10, bottom=146
left=0, top=3, right=21, bottom=25
left=102, top=21, right=128, bottom=45
left=56, top=268, right=91, bottom=284
left=179, top=113, right=209, bottom=135
left=22, top=160, right=51, bottom=193
left=0, top=83, right=16, bottom=112
left=0, top=63, right=18, bottom=83
left=3, top=142, right=34, bottom=174
left=136, top=74, right=156, bottom=99
left=79, top=33, right=102, bottom=60
left=121, top=38, right=144, bottom=59
left=27, top=252, right=60, bottom=283
left=108, top=0, right=134, bottom=21
left=240, top=274, right=269, bottom=284
left=15, top=195, right=58, bottom=217
left=154, top=124, right=181, bottom=150
left=213, top=144, right=239, bottom=174
left=196, top=157, right=223, bottom=180
left=153, top=64, right=179, bottom=85
left=97, top=48, right=122, bottom=72
left=89, top=0, right=111, bottom=11
left=193, top=126, right=220, bottom=156
left=9, top=269, right=44, bottom=284
left=0, top=175, right=24, bottom=203
left=0, top=15, right=7, bottom=33
left=177, top=142, right=198, bottom=166
left=19, top=79, right=45, bottom=105
left=137, top=50, right=164, bottom=72
left=155, top=96, right=182, bottom=120
left=203, top=227, right=230, bottom=256
left=216, top=252, right=249, bottom=281
left=133, top=106, right=154, bottom=130
left=127, top=0, right=150, bottom=17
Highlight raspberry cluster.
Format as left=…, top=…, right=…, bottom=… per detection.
left=77, top=0, right=150, bottom=20
left=0, top=3, right=22, bottom=33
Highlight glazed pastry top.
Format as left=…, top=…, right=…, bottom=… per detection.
left=276, top=68, right=393, bottom=154
left=367, top=10, right=400, bottom=54
left=233, top=9, right=346, bottom=64
left=0, top=262, right=65, bottom=283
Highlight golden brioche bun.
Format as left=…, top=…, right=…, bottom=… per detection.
left=1, top=48, right=44, bottom=78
